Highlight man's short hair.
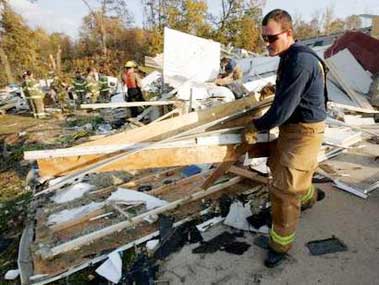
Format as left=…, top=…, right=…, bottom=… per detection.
left=262, top=9, right=293, bottom=31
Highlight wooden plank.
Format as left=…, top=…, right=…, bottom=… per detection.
left=38, top=176, right=241, bottom=259
left=149, top=170, right=212, bottom=196
left=36, top=97, right=272, bottom=177
left=80, top=101, right=179, bottom=109
left=201, top=143, right=250, bottom=190
left=37, top=145, right=238, bottom=177
left=25, top=134, right=241, bottom=160
left=29, top=209, right=209, bottom=285
left=228, top=165, right=268, bottom=184
left=327, top=102, right=379, bottom=114
left=150, top=108, right=180, bottom=124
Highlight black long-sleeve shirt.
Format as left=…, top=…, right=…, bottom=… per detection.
left=254, top=42, right=327, bottom=131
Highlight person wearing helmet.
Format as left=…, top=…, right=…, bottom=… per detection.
left=22, top=71, right=47, bottom=118
left=215, top=57, right=247, bottom=99
left=86, top=67, right=100, bottom=103
left=122, top=60, right=145, bottom=117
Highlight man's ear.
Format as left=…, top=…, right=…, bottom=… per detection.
left=287, top=28, right=294, bottom=37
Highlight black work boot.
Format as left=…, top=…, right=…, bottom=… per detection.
left=264, top=248, right=286, bottom=268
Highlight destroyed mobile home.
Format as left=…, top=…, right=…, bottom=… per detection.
left=13, top=28, right=379, bottom=284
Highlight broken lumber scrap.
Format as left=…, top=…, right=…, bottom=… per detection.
left=150, top=108, right=181, bottom=123
left=22, top=208, right=209, bottom=285
left=328, top=102, right=379, bottom=114
left=37, top=176, right=241, bottom=259
left=201, top=143, right=251, bottom=189
left=35, top=97, right=273, bottom=178
left=228, top=165, right=268, bottom=184
left=80, top=101, right=180, bottom=109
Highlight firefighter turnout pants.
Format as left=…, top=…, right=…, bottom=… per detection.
left=27, top=96, right=46, bottom=118
left=267, top=122, right=325, bottom=253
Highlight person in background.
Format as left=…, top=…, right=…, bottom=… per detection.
left=122, top=60, right=145, bottom=117
left=72, top=71, right=87, bottom=104
left=215, top=57, right=247, bottom=99
left=86, top=67, right=100, bottom=103
left=98, top=69, right=111, bottom=103
left=21, top=71, right=46, bottom=118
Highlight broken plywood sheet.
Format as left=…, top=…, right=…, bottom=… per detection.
left=327, top=48, right=372, bottom=95
left=163, top=27, right=220, bottom=85
left=321, top=139, right=379, bottom=197
left=327, top=79, right=358, bottom=106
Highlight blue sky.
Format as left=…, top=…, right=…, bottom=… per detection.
left=9, top=0, right=379, bottom=39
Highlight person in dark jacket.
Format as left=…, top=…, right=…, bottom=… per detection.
left=243, top=9, right=327, bottom=268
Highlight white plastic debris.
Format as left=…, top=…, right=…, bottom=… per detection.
left=51, top=182, right=95, bottom=204
left=146, top=239, right=160, bottom=251
left=96, top=251, right=122, bottom=284
left=244, top=156, right=268, bottom=174
left=107, top=188, right=168, bottom=210
left=47, top=202, right=104, bottom=226
left=4, top=269, right=20, bottom=280
left=343, top=115, right=376, bottom=126
left=224, top=201, right=252, bottom=231
left=196, top=216, right=224, bottom=232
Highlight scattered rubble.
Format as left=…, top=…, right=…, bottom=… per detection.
left=0, top=27, right=377, bottom=285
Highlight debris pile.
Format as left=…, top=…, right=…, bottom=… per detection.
left=11, top=28, right=379, bottom=285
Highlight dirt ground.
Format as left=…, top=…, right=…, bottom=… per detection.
left=0, top=112, right=100, bottom=284
left=159, top=183, right=379, bottom=285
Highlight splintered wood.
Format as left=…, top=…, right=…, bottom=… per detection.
left=24, top=96, right=272, bottom=283
left=33, top=96, right=272, bottom=177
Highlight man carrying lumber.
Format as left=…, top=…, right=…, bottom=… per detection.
left=122, top=60, right=145, bottom=117
left=243, top=9, right=327, bottom=267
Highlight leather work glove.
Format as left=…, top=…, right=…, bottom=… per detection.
left=242, top=124, right=258, bottom=145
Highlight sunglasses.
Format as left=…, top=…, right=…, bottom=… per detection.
left=261, top=30, right=288, bottom=43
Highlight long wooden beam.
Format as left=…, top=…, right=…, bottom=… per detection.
left=80, top=101, right=180, bottom=109
left=38, top=176, right=241, bottom=259
left=25, top=134, right=241, bottom=160
left=36, top=97, right=272, bottom=178
left=37, top=145, right=238, bottom=177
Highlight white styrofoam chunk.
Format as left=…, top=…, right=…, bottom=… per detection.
left=51, top=182, right=95, bottom=204
left=163, top=28, right=220, bottom=84
left=107, top=188, right=168, bottom=210
left=146, top=239, right=160, bottom=251
left=4, top=269, right=20, bottom=280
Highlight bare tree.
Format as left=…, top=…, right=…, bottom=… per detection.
left=81, top=0, right=132, bottom=57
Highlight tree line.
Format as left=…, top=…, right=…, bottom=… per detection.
left=0, top=0, right=362, bottom=87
